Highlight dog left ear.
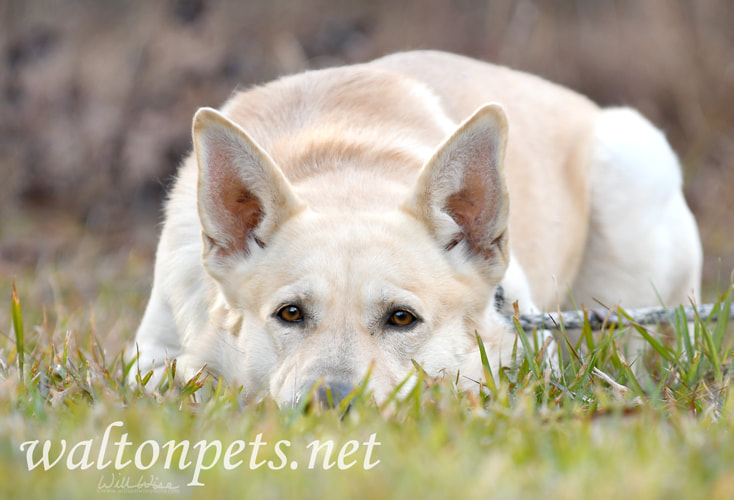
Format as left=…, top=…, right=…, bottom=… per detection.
left=404, top=103, right=510, bottom=283
left=193, top=107, right=305, bottom=266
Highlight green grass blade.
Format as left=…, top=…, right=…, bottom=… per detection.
left=475, top=331, right=498, bottom=395
left=581, top=308, right=595, bottom=353
left=11, top=282, right=25, bottom=382
left=690, top=304, right=722, bottom=383
left=611, top=342, right=645, bottom=398
left=137, top=369, right=154, bottom=388
left=677, top=305, right=694, bottom=363
left=341, top=364, right=373, bottom=414
left=512, top=319, right=541, bottom=379
left=181, top=365, right=207, bottom=397
left=617, top=307, right=675, bottom=364
left=712, top=288, right=731, bottom=353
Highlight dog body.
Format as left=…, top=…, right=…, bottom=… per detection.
left=130, top=51, right=701, bottom=404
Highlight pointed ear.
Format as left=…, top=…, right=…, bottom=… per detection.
left=193, top=107, right=305, bottom=262
left=404, top=103, right=510, bottom=283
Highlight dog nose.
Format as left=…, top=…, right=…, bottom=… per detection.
left=294, top=381, right=354, bottom=409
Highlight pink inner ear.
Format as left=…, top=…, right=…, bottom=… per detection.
left=205, top=141, right=264, bottom=255
left=447, top=186, right=486, bottom=252
left=445, top=167, right=503, bottom=260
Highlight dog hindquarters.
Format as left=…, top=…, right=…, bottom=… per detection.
left=571, top=107, right=702, bottom=310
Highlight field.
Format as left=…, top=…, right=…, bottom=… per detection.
left=1, top=1, right=734, bottom=499
left=1, top=244, right=733, bottom=499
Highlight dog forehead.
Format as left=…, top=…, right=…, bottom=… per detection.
left=278, top=210, right=441, bottom=267
left=249, top=210, right=450, bottom=295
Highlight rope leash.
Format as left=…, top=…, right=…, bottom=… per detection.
left=512, top=303, right=733, bottom=332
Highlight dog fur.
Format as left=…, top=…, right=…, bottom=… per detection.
left=128, top=51, right=702, bottom=404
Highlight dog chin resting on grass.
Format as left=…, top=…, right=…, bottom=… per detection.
left=127, top=50, right=702, bottom=407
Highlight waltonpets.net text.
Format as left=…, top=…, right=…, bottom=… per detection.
left=19, top=421, right=381, bottom=486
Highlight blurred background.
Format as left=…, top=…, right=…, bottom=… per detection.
left=1, top=0, right=732, bottom=313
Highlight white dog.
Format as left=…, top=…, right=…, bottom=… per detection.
left=128, top=51, right=701, bottom=405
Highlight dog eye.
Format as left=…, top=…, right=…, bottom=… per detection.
left=387, top=310, right=417, bottom=328
left=277, top=305, right=304, bottom=323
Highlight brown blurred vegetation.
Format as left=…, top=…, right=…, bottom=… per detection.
left=1, top=0, right=733, bottom=297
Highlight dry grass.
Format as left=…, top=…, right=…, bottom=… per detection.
left=1, top=0, right=732, bottom=292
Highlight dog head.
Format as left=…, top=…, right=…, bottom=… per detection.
left=192, top=104, right=514, bottom=406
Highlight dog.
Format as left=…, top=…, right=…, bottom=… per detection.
left=128, top=50, right=702, bottom=405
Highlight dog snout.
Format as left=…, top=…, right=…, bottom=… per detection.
left=294, top=381, right=354, bottom=409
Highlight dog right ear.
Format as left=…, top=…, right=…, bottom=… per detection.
left=193, top=108, right=305, bottom=265
left=403, top=103, right=510, bottom=284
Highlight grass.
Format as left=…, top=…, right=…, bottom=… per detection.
left=1, top=254, right=733, bottom=499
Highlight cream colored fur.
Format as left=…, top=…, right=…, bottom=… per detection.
left=128, top=51, right=701, bottom=404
